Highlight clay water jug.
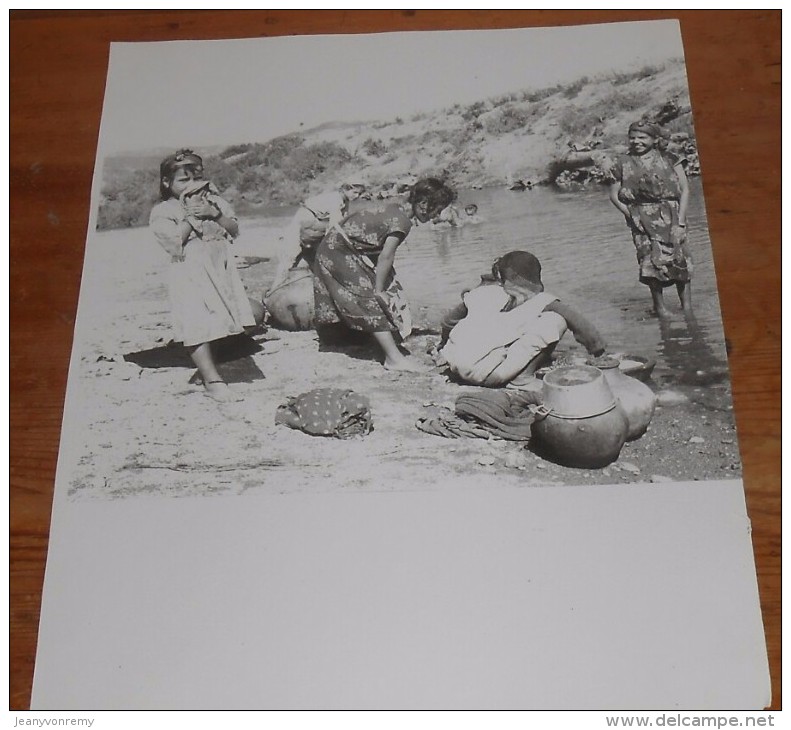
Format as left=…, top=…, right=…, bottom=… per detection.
left=264, top=269, right=315, bottom=331
left=589, top=357, right=656, bottom=441
left=531, top=365, right=629, bottom=469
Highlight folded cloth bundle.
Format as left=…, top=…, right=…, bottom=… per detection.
left=416, top=407, right=494, bottom=439
left=275, top=388, right=373, bottom=438
left=454, top=389, right=541, bottom=441
left=416, top=390, right=542, bottom=441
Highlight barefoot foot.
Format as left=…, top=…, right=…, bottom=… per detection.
left=383, top=357, right=427, bottom=373
left=204, top=380, right=243, bottom=402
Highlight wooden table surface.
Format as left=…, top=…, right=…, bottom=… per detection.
left=10, top=10, right=781, bottom=711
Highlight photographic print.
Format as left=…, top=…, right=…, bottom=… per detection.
left=69, top=23, right=739, bottom=498
left=30, top=20, right=769, bottom=709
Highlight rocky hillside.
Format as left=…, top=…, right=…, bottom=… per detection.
left=97, top=59, right=697, bottom=229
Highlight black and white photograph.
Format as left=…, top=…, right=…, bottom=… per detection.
left=67, top=22, right=741, bottom=498
left=28, top=19, right=770, bottom=710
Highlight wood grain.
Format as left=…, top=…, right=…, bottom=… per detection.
left=10, top=10, right=780, bottom=710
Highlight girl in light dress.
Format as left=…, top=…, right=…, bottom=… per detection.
left=149, top=149, right=256, bottom=402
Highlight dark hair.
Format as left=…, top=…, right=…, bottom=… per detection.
left=158, top=149, right=204, bottom=200
left=492, top=250, right=543, bottom=288
left=408, top=177, right=456, bottom=215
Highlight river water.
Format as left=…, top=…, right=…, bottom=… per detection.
left=238, top=178, right=730, bottom=391
left=391, top=178, right=730, bottom=389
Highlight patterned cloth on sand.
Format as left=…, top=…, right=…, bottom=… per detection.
left=275, top=388, right=373, bottom=439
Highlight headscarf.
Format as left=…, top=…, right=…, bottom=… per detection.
left=628, top=120, right=664, bottom=139
left=158, top=149, right=205, bottom=200
left=628, top=120, right=670, bottom=151
left=159, top=148, right=204, bottom=180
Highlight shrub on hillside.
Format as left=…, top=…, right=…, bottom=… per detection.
left=521, top=84, right=562, bottom=103
left=461, top=100, right=487, bottom=122
left=362, top=138, right=388, bottom=157
left=557, top=87, right=648, bottom=139
left=484, top=104, right=543, bottom=135
left=219, top=143, right=251, bottom=159
left=96, top=136, right=355, bottom=229
left=563, top=76, right=590, bottom=99
left=611, top=63, right=665, bottom=86
left=96, top=167, right=158, bottom=230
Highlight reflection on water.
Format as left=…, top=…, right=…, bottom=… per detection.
left=247, top=179, right=730, bottom=392
left=393, top=178, right=730, bottom=391
left=656, top=312, right=729, bottom=388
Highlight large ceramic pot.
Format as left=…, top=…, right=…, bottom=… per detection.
left=532, top=365, right=629, bottom=469
left=591, top=357, right=657, bottom=441
left=264, top=269, right=315, bottom=331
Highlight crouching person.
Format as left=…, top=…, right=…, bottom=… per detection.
left=439, top=250, right=606, bottom=387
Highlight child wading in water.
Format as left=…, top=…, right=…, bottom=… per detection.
left=606, top=120, right=692, bottom=317
left=149, top=149, right=256, bottom=402
left=439, top=250, right=606, bottom=388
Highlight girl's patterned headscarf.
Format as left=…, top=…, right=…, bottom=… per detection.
left=158, top=149, right=205, bottom=200
left=628, top=120, right=667, bottom=140
left=628, top=120, right=670, bottom=151
left=160, top=149, right=204, bottom=180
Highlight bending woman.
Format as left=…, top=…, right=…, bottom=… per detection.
left=607, top=120, right=692, bottom=317
left=312, top=178, right=455, bottom=372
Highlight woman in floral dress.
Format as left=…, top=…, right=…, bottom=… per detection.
left=312, top=177, right=455, bottom=372
left=607, top=120, right=692, bottom=317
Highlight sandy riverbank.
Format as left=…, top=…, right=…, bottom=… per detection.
left=65, top=223, right=742, bottom=500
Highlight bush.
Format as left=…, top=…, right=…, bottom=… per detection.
left=611, top=63, right=665, bottom=86
left=562, top=76, right=590, bottom=99
left=96, top=167, right=158, bottom=230
left=362, top=138, right=388, bottom=157
left=461, top=100, right=487, bottom=122
left=484, top=104, right=540, bottom=135
left=490, top=93, right=517, bottom=108
left=219, top=143, right=252, bottom=159
left=96, top=136, right=355, bottom=229
left=521, top=84, right=562, bottom=103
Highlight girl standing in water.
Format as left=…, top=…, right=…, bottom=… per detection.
left=607, top=120, right=692, bottom=317
left=312, top=177, right=455, bottom=372
left=149, top=149, right=256, bottom=402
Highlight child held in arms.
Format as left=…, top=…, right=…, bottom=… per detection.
left=439, top=250, right=606, bottom=388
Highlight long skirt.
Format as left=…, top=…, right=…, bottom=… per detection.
left=632, top=232, right=694, bottom=285
left=311, top=228, right=411, bottom=337
left=628, top=200, right=693, bottom=285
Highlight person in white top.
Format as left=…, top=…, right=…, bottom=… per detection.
left=268, top=183, right=364, bottom=293
left=440, top=250, right=606, bottom=387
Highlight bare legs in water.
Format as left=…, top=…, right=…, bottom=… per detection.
left=648, top=280, right=692, bottom=318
